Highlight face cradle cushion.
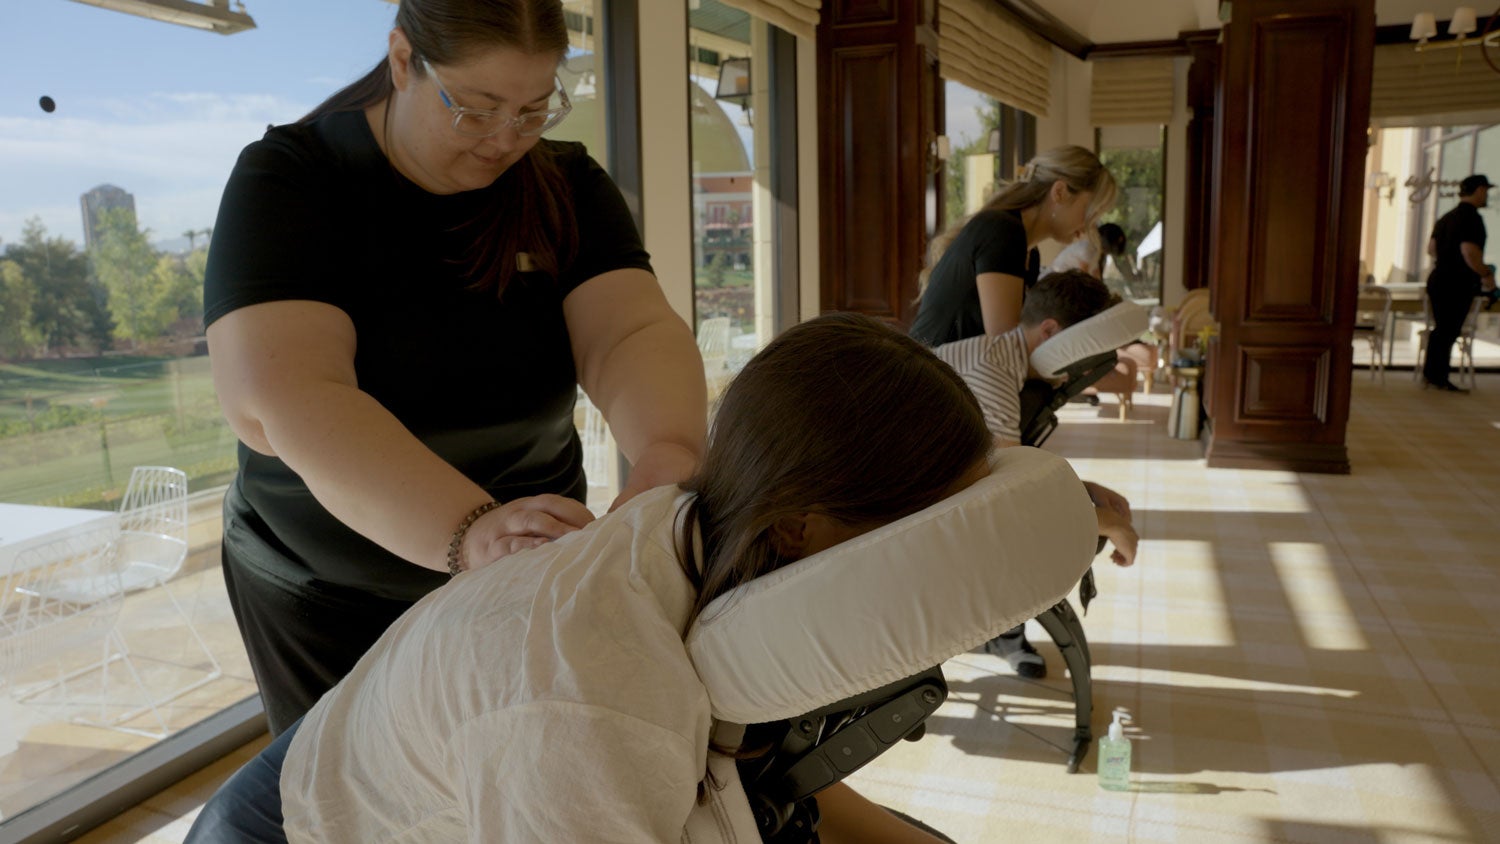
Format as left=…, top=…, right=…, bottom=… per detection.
left=686, top=447, right=1098, bottom=726
left=1030, top=301, right=1150, bottom=380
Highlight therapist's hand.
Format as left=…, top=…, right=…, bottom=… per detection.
left=610, top=441, right=700, bottom=512
left=462, top=494, right=595, bottom=572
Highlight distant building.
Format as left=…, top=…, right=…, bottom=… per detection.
left=80, top=184, right=136, bottom=250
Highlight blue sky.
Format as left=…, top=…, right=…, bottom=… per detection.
left=1, top=0, right=399, bottom=249
left=1, top=1, right=975, bottom=251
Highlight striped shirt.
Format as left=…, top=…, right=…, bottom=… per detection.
left=933, top=326, right=1030, bottom=443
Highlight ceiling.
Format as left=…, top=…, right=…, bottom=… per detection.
left=1012, top=0, right=1486, bottom=46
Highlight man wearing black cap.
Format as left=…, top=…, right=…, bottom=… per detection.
left=1423, top=174, right=1494, bottom=393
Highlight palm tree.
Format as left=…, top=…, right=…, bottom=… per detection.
left=183, top=229, right=198, bottom=250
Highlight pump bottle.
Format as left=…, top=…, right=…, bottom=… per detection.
left=1098, top=709, right=1132, bottom=791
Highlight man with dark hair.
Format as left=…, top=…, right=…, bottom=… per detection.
left=934, top=270, right=1116, bottom=445
left=932, top=270, right=1136, bottom=678
left=1423, top=174, right=1493, bottom=393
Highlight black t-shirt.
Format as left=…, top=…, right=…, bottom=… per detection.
left=1429, top=201, right=1487, bottom=293
left=909, top=208, right=1040, bottom=346
left=204, top=110, right=652, bottom=600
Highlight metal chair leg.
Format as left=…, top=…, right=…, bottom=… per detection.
left=1035, top=599, right=1093, bottom=773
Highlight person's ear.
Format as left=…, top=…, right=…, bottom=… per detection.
left=769, top=513, right=810, bottom=559
left=1039, top=317, right=1062, bottom=341
left=1051, top=179, right=1070, bottom=206
left=388, top=27, right=414, bottom=91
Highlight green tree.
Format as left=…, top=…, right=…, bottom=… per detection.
left=92, top=207, right=170, bottom=344
left=1098, top=145, right=1165, bottom=249
left=0, top=259, right=42, bottom=359
left=2, top=218, right=112, bottom=354
left=944, top=94, right=1003, bottom=228
left=704, top=251, right=729, bottom=288
left=150, top=251, right=205, bottom=334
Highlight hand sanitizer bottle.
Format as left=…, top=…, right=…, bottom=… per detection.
left=1098, top=710, right=1132, bottom=791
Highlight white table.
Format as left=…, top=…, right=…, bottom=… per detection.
left=0, top=503, right=119, bottom=574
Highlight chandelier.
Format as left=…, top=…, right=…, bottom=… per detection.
left=1409, top=6, right=1500, bottom=73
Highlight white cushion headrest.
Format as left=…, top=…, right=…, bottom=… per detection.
left=1030, top=301, right=1149, bottom=379
left=685, top=447, right=1097, bottom=725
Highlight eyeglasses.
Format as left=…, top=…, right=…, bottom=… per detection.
left=421, top=58, right=571, bottom=138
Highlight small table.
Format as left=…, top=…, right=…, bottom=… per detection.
left=0, top=503, right=118, bottom=575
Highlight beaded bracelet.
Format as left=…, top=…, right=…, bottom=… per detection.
left=447, top=499, right=503, bottom=576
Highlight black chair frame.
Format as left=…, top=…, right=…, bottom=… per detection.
left=741, top=350, right=1120, bottom=840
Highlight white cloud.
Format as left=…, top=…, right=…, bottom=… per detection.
left=0, top=91, right=312, bottom=247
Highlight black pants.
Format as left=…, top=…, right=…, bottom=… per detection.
left=1424, top=285, right=1475, bottom=386
left=221, top=487, right=416, bottom=736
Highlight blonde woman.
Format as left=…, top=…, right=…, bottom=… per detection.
left=910, top=145, right=1118, bottom=346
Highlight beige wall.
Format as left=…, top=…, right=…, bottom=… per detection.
left=637, top=0, right=694, bottom=324
left=1362, top=127, right=1421, bottom=286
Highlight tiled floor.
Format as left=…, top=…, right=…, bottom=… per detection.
left=19, top=367, right=1500, bottom=843
left=848, top=370, right=1500, bottom=843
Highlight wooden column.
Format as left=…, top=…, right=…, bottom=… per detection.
left=817, top=0, right=941, bottom=325
left=1204, top=0, right=1374, bottom=474
left=1181, top=32, right=1219, bottom=292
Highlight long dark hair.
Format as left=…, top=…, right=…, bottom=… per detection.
left=300, top=0, right=577, bottom=297
left=674, top=313, right=994, bottom=623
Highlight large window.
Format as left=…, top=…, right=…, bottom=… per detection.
left=548, top=0, right=621, bottom=511
left=687, top=0, right=794, bottom=381
left=0, top=3, right=400, bottom=830
left=1407, top=123, right=1499, bottom=277
left=0, top=1, right=623, bottom=832
left=942, top=80, right=1000, bottom=226
left=939, top=80, right=1036, bottom=232
left=1097, top=126, right=1167, bottom=305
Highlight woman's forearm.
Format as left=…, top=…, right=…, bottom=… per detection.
left=255, top=380, right=491, bottom=571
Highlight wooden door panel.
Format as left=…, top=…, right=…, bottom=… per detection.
left=829, top=45, right=900, bottom=314
left=1242, top=19, right=1347, bottom=324
left=1237, top=346, right=1331, bottom=425
left=1205, top=0, right=1373, bottom=473
left=817, top=0, right=936, bottom=325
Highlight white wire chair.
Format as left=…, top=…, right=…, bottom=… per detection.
left=1414, top=294, right=1484, bottom=389
left=4, top=467, right=222, bottom=738
left=1352, top=284, right=1391, bottom=384
left=109, top=466, right=222, bottom=728
left=0, top=524, right=162, bottom=735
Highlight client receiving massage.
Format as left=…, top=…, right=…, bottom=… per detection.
left=190, top=313, right=999, bottom=843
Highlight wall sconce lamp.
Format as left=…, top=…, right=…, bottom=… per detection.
left=1410, top=6, right=1500, bottom=73
left=714, top=56, right=752, bottom=126
left=928, top=135, right=951, bottom=176
left=1366, top=171, right=1397, bottom=204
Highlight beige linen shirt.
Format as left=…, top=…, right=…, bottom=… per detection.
left=281, top=486, right=760, bottom=843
